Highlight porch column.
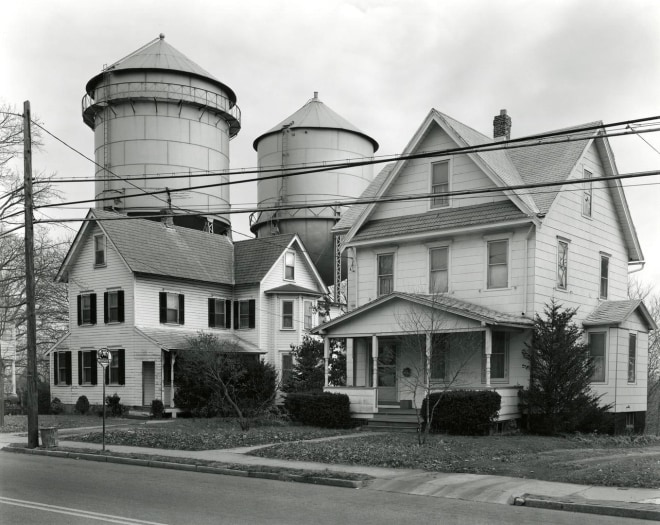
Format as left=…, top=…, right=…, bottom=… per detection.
left=170, top=353, right=176, bottom=407
left=346, top=338, right=354, bottom=387
left=11, top=358, right=16, bottom=395
left=371, top=335, right=378, bottom=390
left=426, top=333, right=432, bottom=382
left=323, top=337, right=330, bottom=387
left=484, top=327, right=492, bottom=387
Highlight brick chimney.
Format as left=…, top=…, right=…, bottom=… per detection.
left=493, top=109, right=511, bottom=141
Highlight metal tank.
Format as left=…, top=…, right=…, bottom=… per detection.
left=82, top=34, right=240, bottom=235
left=251, top=93, right=378, bottom=286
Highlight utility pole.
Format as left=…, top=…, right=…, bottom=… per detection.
left=23, top=100, right=39, bottom=448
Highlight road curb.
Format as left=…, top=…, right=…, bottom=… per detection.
left=516, top=493, right=660, bottom=522
left=1, top=446, right=366, bottom=489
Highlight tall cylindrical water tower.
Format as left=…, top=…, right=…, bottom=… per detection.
left=82, top=34, right=240, bottom=235
left=251, top=93, right=378, bottom=285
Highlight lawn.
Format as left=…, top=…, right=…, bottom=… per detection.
left=0, top=414, right=143, bottom=433
left=251, top=432, right=660, bottom=489
left=69, top=418, right=359, bottom=450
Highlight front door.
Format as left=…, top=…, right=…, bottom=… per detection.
left=142, top=361, right=155, bottom=406
left=377, top=342, right=397, bottom=404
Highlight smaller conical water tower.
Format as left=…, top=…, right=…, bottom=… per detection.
left=251, top=93, right=378, bottom=286
left=82, top=34, right=241, bottom=235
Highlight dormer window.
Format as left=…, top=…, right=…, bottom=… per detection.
left=284, top=251, right=295, bottom=281
left=94, top=234, right=106, bottom=266
left=430, top=161, right=450, bottom=208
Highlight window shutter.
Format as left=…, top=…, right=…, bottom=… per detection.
left=159, top=292, right=166, bottom=323
left=91, top=351, right=98, bottom=385
left=178, top=294, right=185, bottom=325
left=208, top=298, right=215, bottom=327
left=77, top=295, right=82, bottom=325
left=78, top=351, right=83, bottom=385
left=53, top=353, right=59, bottom=385
left=118, top=290, right=125, bottom=322
left=65, top=352, right=72, bottom=385
left=90, top=294, right=97, bottom=325
left=225, top=300, right=232, bottom=329
left=104, top=292, right=109, bottom=324
left=234, top=301, right=239, bottom=329
left=248, top=299, right=256, bottom=329
left=118, top=349, right=125, bottom=385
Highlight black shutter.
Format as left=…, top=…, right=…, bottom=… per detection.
left=159, top=292, right=166, bottom=323
left=104, top=292, right=109, bottom=324
left=91, top=351, right=98, bottom=385
left=65, top=352, right=72, bottom=385
left=90, top=294, right=97, bottom=325
left=208, top=298, right=215, bottom=327
left=53, top=353, right=59, bottom=385
left=118, top=349, right=125, bottom=385
left=234, top=301, right=239, bottom=329
left=118, top=290, right=125, bottom=323
left=77, top=295, right=82, bottom=325
left=178, top=294, right=185, bottom=325
left=78, top=351, right=83, bottom=385
left=225, top=300, right=232, bottom=329
left=248, top=299, right=256, bottom=329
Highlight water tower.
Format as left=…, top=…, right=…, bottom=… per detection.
left=251, top=93, right=378, bottom=286
left=82, top=34, right=240, bottom=235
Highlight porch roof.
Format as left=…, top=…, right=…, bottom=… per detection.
left=264, top=283, right=323, bottom=296
left=313, top=292, right=533, bottom=333
left=583, top=300, right=657, bottom=330
left=135, top=326, right=264, bottom=353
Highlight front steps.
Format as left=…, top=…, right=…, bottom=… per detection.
left=367, top=407, right=420, bottom=433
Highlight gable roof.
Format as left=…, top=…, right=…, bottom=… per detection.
left=313, top=292, right=533, bottom=333
left=233, top=234, right=297, bottom=284
left=57, top=209, right=234, bottom=285
left=583, top=300, right=657, bottom=330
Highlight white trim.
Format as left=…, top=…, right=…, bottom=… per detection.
left=484, top=236, right=511, bottom=291
left=587, top=330, right=608, bottom=384
left=428, top=245, right=450, bottom=295
left=375, top=251, right=396, bottom=297
left=428, top=158, right=452, bottom=210
left=283, top=250, right=296, bottom=282
left=280, top=298, right=295, bottom=330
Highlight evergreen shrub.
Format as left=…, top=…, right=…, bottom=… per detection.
left=421, top=390, right=501, bottom=435
left=284, top=392, right=352, bottom=428
left=50, top=397, right=65, bottom=415
left=75, top=395, right=90, bottom=415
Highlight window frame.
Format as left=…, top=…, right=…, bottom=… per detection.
left=109, top=349, right=120, bottom=385
left=557, top=239, right=569, bottom=290
left=429, top=159, right=450, bottom=209
left=212, top=298, right=226, bottom=328
left=482, top=331, right=509, bottom=383
left=486, top=239, right=509, bottom=290
left=281, top=299, right=295, bottom=330
left=303, top=300, right=313, bottom=330
left=284, top=251, right=295, bottom=281
left=429, top=246, right=449, bottom=294
left=57, top=351, right=68, bottom=384
left=628, top=332, right=637, bottom=383
left=377, top=252, right=395, bottom=297
left=582, top=168, right=593, bottom=218
left=78, top=293, right=97, bottom=326
left=599, top=254, right=610, bottom=299
left=588, top=331, right=607, bottom=383
left=104, top=290, right=124, bottom=324
left=94, top=234, right=106, bottom=267
left=82, top=350, right=94, bottom=385
left=159, top=292, right=184, bottom=325
left=235, top=299, right=255, bottom=330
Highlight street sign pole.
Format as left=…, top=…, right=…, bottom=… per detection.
left=97, top=349, right=112, bottom=452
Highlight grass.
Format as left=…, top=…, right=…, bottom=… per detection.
left=0, top=414, right=144, bottom=433
left=68, top=417, right=360, bottom=450
left=251, top=432, right=660, bottom=489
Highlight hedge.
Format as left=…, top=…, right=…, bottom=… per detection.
left=421, top=390, right=501, bottom=435
left=284, top=392, right=352, bottom=428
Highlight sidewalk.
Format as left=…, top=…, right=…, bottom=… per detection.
left=2, top=426, right=659, bottom=521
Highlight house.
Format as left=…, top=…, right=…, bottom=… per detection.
left=313, top=109, right=656, bottom=430
left=47, top=209, right=327, bottom=412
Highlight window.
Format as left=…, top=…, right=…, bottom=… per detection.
left=487, top=240, right=508, bottom=289
left=628, top=333, right=637, bottom=383
left=282, top=300, right=294, bottom=329
left=582, top=169, right=593, bottom=217
left=377, top=253, right=394, bottom=296
left=104, top=290, right=124, bottom=323
left=625, top=412, right=635, bottom=430
left=284, top=251, right=295, bottom=280
left=431, top=161, right=449, bottom=208
left=303, top=300, right=313, bottom=330
left=78, top=350, right=98, bottom=385
left=94, top=234, right=106, bottom=266
left=105, top=349, right=125, bottom=386
left=489, top=332, right=509, bottom=381
left=429, top=247, right=449, bottom=294
left=281, top=354, right=293, bottom=386
left=588, top=332, right=606, bottom=382
left=159, top=292, right=184, bottom=325
left=600, top=255, right=609, bottom=299
left=77, top=293, right=97, bottom=325
left=430, top=334, right=449, bottom=380
left=208, top=298, right=231, bottom=329
left=234, top=299, right=256, bottom=329
left=557, top=240, right=568, bottom=290
left=53, top=351, right=72, bottom=386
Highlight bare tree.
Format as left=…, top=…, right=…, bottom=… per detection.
left=395, top=296, right=483, bottom=444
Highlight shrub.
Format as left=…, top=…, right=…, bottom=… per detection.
left=421, top=390, right=501, bottom=435
left=106, top=393, right=125, bottom=417
left=151, top=399, right=164, bottom=419
left=75, top=395, right=90, bottom=415
left=50, top=397, right=65, bottom=415
left=90, top=404, right=104, bottom=417
left=284, top=392, right=352, bottom=428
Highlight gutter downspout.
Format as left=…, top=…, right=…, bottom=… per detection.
left=628, top=261, right=645, bottom=275
left=523, top=224, right=535, bottom=317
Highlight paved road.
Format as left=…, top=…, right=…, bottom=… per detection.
left=0, top=454, right=651, bottom=524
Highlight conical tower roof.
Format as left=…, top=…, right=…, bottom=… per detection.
left=253, top=93, right=378, bottom=151
left=85, top=34, right=236, bottom=104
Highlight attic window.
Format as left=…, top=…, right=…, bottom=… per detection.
left=94, top=234, right=106, bottom=266
left=430, top=161, right=450, bottom=208
left=284, top=251, right=295, bottom=281
left=582, top=169, right=593, bottom=217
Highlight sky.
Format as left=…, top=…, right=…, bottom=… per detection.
left=2, top=0, right=659, bottom=288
